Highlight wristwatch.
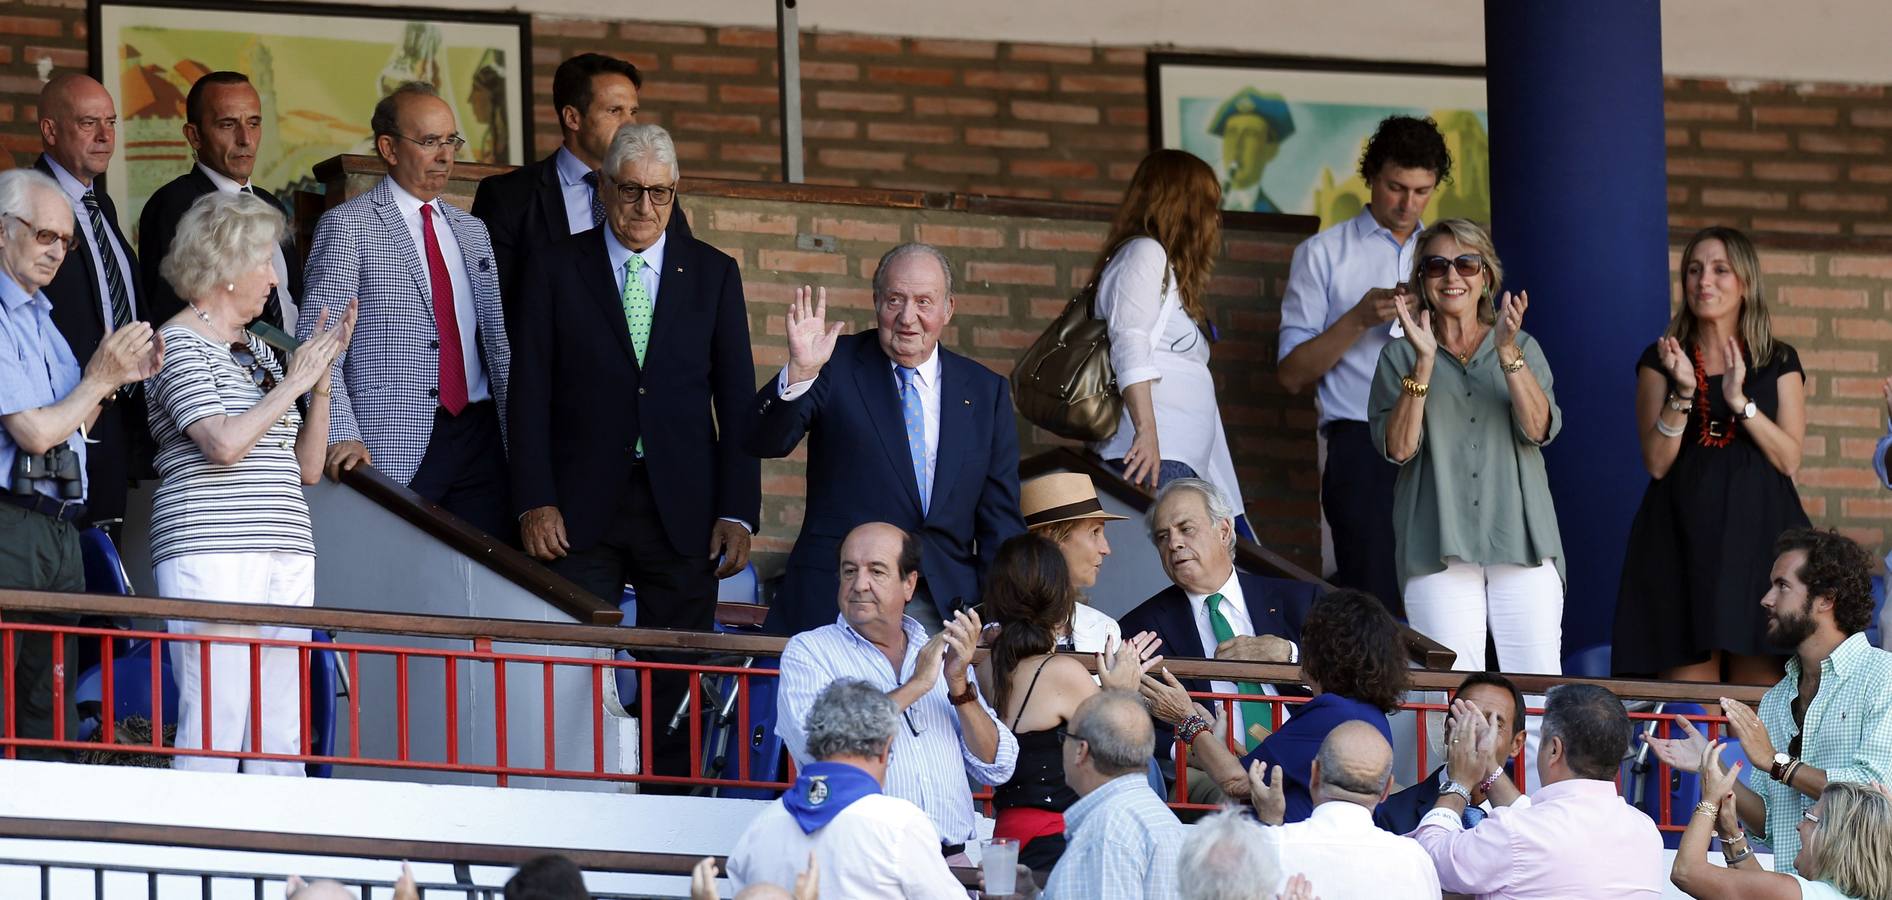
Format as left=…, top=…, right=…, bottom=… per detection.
left=1771, top=752, right=1794, bottom=781
left=1440, top=780, right=1473, bottom=805
left=1741, top=400, right=1759, bottom=420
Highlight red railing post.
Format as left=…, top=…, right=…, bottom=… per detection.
left=199, top=635, right=213, bottom=755
left=299, top=646, right=312, bottom=757
left=640, top=662, right=654, bottom=784
left=2, top=622, right=15, bottom=758
left=444, top=655, right=459, bottom=766
left=688, top=671, right=703, bottom=781
left=542, top=661, right=556, bottom=774
left=737, top=672, right=752, bottom=783
left=395, top=653, right=410, bottom=761
left=249, top=642, right=264, bottom=762
left=149, top=636, right=162, bottom=749
left=347, top=649, right=362, bottom=760
left=591, top=663, right=604, bottom=775
left=49, top=628, right=64, bottom=743
left=489, top=640, right=509, bottom=788
left=99, top=634, right=115, bottom=747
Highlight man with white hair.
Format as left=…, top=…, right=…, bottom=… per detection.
left=299, top=82, right=511, bottom=538
left=1176, top=809, right=1284, bottom=900
left=729, top=678, right=965, bottom=898
left=508, top=122, right=758, bottom=783
left=1117, top=478, right=1319, bottom=774
left=0, top=168, right=160, bottom=760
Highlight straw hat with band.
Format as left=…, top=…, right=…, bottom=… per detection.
left=1020, top=473, right=1129, bottom=529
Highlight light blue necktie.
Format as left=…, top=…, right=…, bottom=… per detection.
left=897, top=366, right=931, bottom=514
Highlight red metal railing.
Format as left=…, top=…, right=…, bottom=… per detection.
left=0, top=612, right=1728, bottom=831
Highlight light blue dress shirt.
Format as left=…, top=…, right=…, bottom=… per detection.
left=45, top=157, right=140, bottom=333
left=0, top=273, right=86, bottom=500
left=554, top=145, right=600, bottom=236
left=1041, top=773, right=1186, bottom=900
left=1278, top=207, right=1421, bottom=427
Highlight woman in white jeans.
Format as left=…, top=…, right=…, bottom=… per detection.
left=145, top=192, right=355, bottom=773
left=1368, top=218, right=1565, bottom=675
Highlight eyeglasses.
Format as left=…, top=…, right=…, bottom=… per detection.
left=1419, top=254, right=1486, bottom=279
left=4, top=214, right=76, bottom=252
left=902, top=708, right=925, bottom=737
left=390, top=132, right=468, bottom=152
left=1802, top=810, right=1821, bottom=826
left=603, top=176, right=676, bottom=207
left=1055, top=727, right=1082, bottom=747
left=229, top=342, right=277, bottom=393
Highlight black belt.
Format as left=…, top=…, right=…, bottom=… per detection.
left=1321, top=419, right=1370, bottom=438
left=940, top=842, right=965, bottom=858
left=0, top=491, right=86, bottom=523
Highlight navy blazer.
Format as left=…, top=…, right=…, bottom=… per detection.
left=137, top=166, right=300, bottom=329
left=1116, top=570, right=1319, bottom=762
left=1375, top=763, right=1446, bottom=835
left=745, top=331, right=1025, bottom=634
left=32, top=155, right=149, bottom=522
left=508, top=226, right=758, bottom=556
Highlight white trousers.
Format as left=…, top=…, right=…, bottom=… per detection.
left=1407, top=557, right=1562, bottom=793
left=156, top=551, right=314, bottom=776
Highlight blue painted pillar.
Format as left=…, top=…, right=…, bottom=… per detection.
left=1483, top=2, right=1670, bottom=659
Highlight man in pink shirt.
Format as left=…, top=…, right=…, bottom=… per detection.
left=1414, top=683, right=1665, bottom=898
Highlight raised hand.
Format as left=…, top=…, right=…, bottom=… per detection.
left=941, top=608, right=982, bottom=689
left=688, top=856, right=720, bottom=900
left=1639, top=713, right=1711, bottom=774
left=86, top=321, right=161, bottom=388
left=288, top=299, right=357, bottom=392
left=1493, top=290, right=1528, bottom=354
left=1392, top=293, right=1436, bottom=361
left=1098, top=632, right=1163, bottom=692
left=1137, top=667, right=1194, bottom=726
left=1658, top=336, right=1698, bottom=393
left=1446, top=699, right=1493, bottom=787
left=792, top=852, right=819, bottom=900
left=1719, top=696, right=1777, bottom=769
left=1721, top=335, right=1750, bottom=411
left=785, top=285, right=844, bottom=384
left=1277, top=873, right=1318, bottom=900
left=1248, top=758, right=1287, bottom=825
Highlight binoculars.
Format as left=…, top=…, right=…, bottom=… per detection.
left=13, top=445, right=82, bottom=500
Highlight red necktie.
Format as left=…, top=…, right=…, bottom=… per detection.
left=420, top=203, right=468, bottom=415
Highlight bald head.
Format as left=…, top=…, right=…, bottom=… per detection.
left=1313, top=721, right=1393, bottom=806
left=287, top=880, right=358, bottom=900
left=38, top=73, right=117, bottom=183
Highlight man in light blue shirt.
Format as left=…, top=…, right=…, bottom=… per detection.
left=1275, top=115, right=1452, bottom=616
left=0, top=168, right=160, bottom=760
left=1041, top=690, right=1183, bottom=900
left=775, top=522, right=1017, bottom=850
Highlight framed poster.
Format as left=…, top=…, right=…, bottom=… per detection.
left=92, top=0, right=529, bottom=239
left=1149, top=53, right=1488, bottom=230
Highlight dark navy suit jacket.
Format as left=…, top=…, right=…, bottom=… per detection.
left=1117, top=570, right=1318, bottom=764
left=1241, top=692, right=1393, bottom=823
left=745, top=331, right=1024, bottom=634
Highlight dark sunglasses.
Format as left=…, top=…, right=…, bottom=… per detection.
left=229, top=342, right=277, bottom=393
left=1420, top=254, right=1485, bottom=279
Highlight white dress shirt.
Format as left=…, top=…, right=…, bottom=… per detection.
left=1065, top=603, right=1123, bottom=654
left=727, top=792, right=966, bottom=900
left=777, top=344, right=942, bottom=506
left=776, top=615, right=1018, bottom=843
left=1277, top=207, right=1421, bottom=427
left=197, top=163, right=297, bottom=327
left=386, top=180, right=490, bottom=405
left=1262, top=801, right=1440, bottom=899
left=45, top=157, right=139, bottom=331
left=552, top=145, right=599, bottom=236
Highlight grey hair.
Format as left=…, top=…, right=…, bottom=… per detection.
left=0, top=169, right=64, bottom=232
left=1540, top=683, right=1631, bottom=781
left=371, top=81, right=439, bottom=139
left=804, top=678, right=899, bottom=761
left=1175, top=808, right=1281, bottom=900
left=603, top=123, right=679, bottom=183
left=1071, top=690, right=1152, bottom=776
left=872, top=242, right=954, bottom=300
left=1146, top=477, right=1238, bottom=552
left=159, top=192, right=283, bottom=301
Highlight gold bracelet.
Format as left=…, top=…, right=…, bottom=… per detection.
left=1400, top=374, right=1429, bottom=398
left=1693, top=801, right=1720, bottom=818
left=312, top=385, right=332, bottom=397
left=1500, top=353, right=1527, bottom=374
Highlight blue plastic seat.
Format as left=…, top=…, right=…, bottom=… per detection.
left=73, top=639, right=179, bottom=743
left=78, top=527, right=131, bottom=595
left=305, top=631, right=341, bottom=777
left=1868, top=574, right=1885, bottom=648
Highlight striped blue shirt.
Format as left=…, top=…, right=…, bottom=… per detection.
left=1042, top=773, right=1185, bottom=900
left=777, top=615, right=1018, bottom=843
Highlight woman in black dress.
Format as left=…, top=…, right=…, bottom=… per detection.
left=1614, top=226, right=1807, bottom=684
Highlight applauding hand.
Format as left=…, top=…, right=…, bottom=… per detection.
left=1392, top=292, right=1436, bottom=361
left=1657, top=336, right=1698, bottom=394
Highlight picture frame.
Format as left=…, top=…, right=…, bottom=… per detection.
left=91, top=0, right=530, bottom=239
left=1147, top=52, right=1489, bottom=230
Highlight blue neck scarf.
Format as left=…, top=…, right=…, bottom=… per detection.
left=782, top=761, right=882, bottom=834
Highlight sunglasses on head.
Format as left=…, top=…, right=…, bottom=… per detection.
left=228, top=342, right=277, bottom=393
left=1420, top=254, right=1485, bottom=279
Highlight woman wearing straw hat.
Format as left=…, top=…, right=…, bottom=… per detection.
left=1021, top=472, right=1130, bottom=652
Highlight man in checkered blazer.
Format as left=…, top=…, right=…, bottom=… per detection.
left=298, top=82, right=512, bottom=540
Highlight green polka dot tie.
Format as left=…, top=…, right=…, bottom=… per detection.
left=623, top=255, right=652, bottom=452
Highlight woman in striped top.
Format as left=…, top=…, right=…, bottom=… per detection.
left=145, top=191, right=355, bottom=775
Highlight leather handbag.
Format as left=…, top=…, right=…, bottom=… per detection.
left=1011, top=250, right=1167, bottom=442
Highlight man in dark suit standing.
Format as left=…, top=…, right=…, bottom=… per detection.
left=32, top=73, right=147, bottom=532
left=746, top=242, right=1026, bottom=636
left=138, top=71, right=300, bottom=331
left=510, top=121, right=757, bottom=627
left=1373, top=672, right=1527, bottom=835
left=474, top=53, right=692, bottom=325
left=1119, top=478, right=1317, bottom=768
left=509, top=123, right=756, bottom=783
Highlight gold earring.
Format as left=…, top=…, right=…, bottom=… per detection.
left=226, top=283, right=235, bottom=292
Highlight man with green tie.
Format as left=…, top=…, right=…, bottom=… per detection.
left=1117, top=478, right=1319, bottom=801
left=506, top=122, right=759, bottom=784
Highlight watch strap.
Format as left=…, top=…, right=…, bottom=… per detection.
left=1441, top=781, right=1473, bottom=805
left=948, top=683, right=980, bottom=706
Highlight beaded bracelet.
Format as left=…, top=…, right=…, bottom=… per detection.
left=1175, top=715, right=1210, bottom=746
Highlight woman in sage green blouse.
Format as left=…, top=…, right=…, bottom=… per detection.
left=1369, top=218, right=1565, bottom=675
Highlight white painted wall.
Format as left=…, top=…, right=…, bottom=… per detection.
left=257, top=0, right=1892, bottom=86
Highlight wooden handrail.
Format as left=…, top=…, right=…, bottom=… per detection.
left=0, top=589, right=1764, bottom=704
left=334, top=465, right=621, bottom=626
left=0, top=815, right=984, bottom=887
left=1021, top=447, right=1458, bottom=669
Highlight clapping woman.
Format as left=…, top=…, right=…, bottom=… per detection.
left=147, top=191, right=356, bottom=773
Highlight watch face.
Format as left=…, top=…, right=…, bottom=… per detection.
left=1775, top=753, right=1791, bottom=766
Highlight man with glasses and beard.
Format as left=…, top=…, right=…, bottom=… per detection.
left=1643, top=528, right=1892, bottom=874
